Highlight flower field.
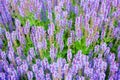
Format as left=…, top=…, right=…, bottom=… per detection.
left=0, top=0, right=120, bottom=80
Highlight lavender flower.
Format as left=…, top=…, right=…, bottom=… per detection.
left=32, top=64, right=38, bottom=73
left=15, top=57, right=22, bottom=66
left=0, top=72, right=5, bottom=80
left=23, top=20, right=30, bottom=35
left=29, top=48, right=35, bottom=58
left=67, top=49, right=72, bottom=62
left=50, top=44, right=57, bottom=61
left=1, top=1, right=120, bottom=80
left=67, top=37, right=72, bottom=47
left=27, top=71, right=33, bottom=80
left=48, top=23, right=55, bottom=36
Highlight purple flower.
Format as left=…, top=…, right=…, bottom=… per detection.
left=110, top=62, right=118, bottom=74
left=104, top=47, right=110, bottom=57
left=63, top=64, right=69, bottom=74
left=112, top=0, right=118, bottom=7
left=36, top=59, right=41, bottom=67
left=71, top=64, right=79, bottom=75
left=7, top=74, right=16, bottom=80
left=101, top=29, right=106, bottom=39
left=41, top=58, right=49, bottom=69
left=23, top=20, right=30, bottom=35
left=5, top=31, right=11, bottom=40
left=42, top=38, right=47, bottom=49
left=99, top=72, right=106, bottom=80
left=29, top=48, right=35, bottom=58
left=35, top=67, right=45, bottom=79
left=0, top=38, right=3, bottom=49
left=117, top=46, right=120, bottom=51
left=94, top=45, right=100, bottom=53
left=67, top=37, right=72, bottom=47
left=65, top=73, right=72, bottom=80
left=27, top=71, right=33, bottom=80
left=0, top=51, right=6, bottom=60
left=74, top=6, right=79, bottom=16
left=100, top=61, right=107, bottom=72
left=86, top=38, right=91, bottom=47
left=50, top=44, right=57, bottom=60
left=37, top=42, right=43, bottom=50
left=67, top=49, right=72, bottom=62
left=45, top=73, right=51, bottom=80
left=27, top=55, right=32, bottom=63
left=15, top=19, right=21, bottom=28
left=62, top=11, right=68, bottom=19
left=84, top=67, right=93, bottom=78
left=107, top=53, right=115, bottom=64
left=11, top=31, right=17, bottom=42
left=0, top=72, right=5, bottom=80
left=57, top=58, right=63, bottom=68
left=7, top=51, right=14, bottom=62
left=48, top=12, right=52, bottom=21
left=15, top=57, right=22, bottom=66
left=118, top=51, right=120, bottom=62
left=76, top=28, right=82, bottom=40
left=100, top=43, right=107, bottom=52
left=48, top=22, right=55, bottom=36
left=68, top=20, right=72, bottom=28
left=16, top=46, right=23, bottom=56
left=32, top=64, right=38, bottom=72
left=60, top=40, right=64, bottom=52
left=18, top=6, right=24, bottom=17
left=21, top=61, right=28, bottom=72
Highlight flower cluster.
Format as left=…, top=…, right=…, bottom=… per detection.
left=0, top=0, right=120, bottom=80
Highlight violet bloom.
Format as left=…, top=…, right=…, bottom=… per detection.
left=86, top=38, right=91, bottom=47
left=99, top=72, right=106, bottom=80
left=21, top=60, right=28, bottom=73
left=67, top=49, right=72, bottom=62
left=11, top=31, right=17, bottom=42
left=107, top=53, right=115, bottom=64
left=118, top=51, right=120, bottom=62
left=66, top=73, right=72, bottom=80
left=41, top=58, right=49, bottom=69
left=57, top=58, right=63, bottom=68
left=29, top=48, right=35, bottom=58
left=42, top=38, right=47, bottom=49
left=50, top=44, right=57, bottom=61
left=27, top=55, right=33, bottom=63
left=27, top=71, right=33, bottom=80
left=5, top=31, right=11, bottom=40
left=0, top=51, right=6, bottom=60
left=23, top=20, right=30, bottom=35
left=104, top=47, right=110, bottom=57
left=76, top=28, right=82, bottom=41
left=94, top=45, right=100, bottom=53
left=60, top=40, right=64, bottom=52
left=32, top=64, right=38, bottom=73
left=68, top=20, right=72, bottom=28
left=45, top=73, right=51, bottom=80
left=48, top=22, right=55, bottom=37
left=100, top=42, right=107, bottom=52
left=15, top=19, right=21, bottom=28
left=36, top=59, right=41, bottom=67
left=37, top=42, right=43, bottom=50
left=7, top=50, right=15, bottom=62
left=67, top=37, right=72, bottom=47
left=15, top=57, right=22, bottom=66
left=0, top=72, right=5, bottom=80
left=110, top=62, right=118, bottom=74
left=118, top=46, right=120, bottom=52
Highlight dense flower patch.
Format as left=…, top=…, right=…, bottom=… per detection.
left=0, top=0, right=120, bottom=80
